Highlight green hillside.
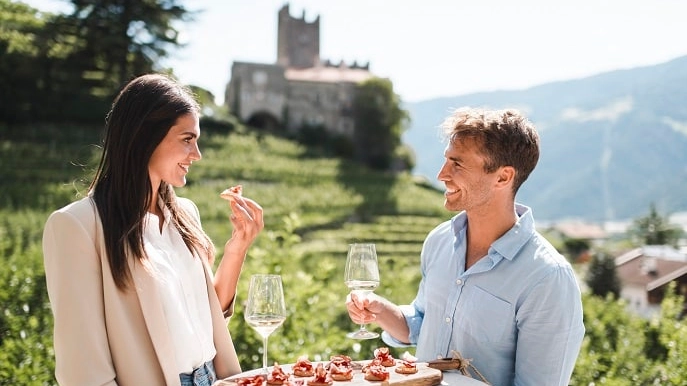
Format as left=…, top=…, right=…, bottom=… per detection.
left=0, top=122, right=450, bottom=379
left=3, top=123, right=687, bottom=385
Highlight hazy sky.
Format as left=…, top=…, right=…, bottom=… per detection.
left=26, top=0, right=687, bottom=104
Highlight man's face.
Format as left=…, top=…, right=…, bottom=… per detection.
left=436, top=138, right=499, bottom=213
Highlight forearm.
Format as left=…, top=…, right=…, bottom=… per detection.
left=212, top=244, right=248, bottom=315
left=212, top=195, right=264, bottom=314
left=373, top=298, right=411, bottom=344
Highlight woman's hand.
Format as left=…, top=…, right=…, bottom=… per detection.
left=225, top=195, right=264, bottom=254
left=213, top=193, right=264, bottom=315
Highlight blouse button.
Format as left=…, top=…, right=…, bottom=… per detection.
left=445, top=317, right=451, bottom=323
left=456, top=279, right=462, bottom=285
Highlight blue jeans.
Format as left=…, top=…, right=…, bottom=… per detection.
left=180, top=360, right=217, bottom=386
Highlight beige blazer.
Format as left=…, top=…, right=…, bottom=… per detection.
left=43, top=196, right=242, bottom=386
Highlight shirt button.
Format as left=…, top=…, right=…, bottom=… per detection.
left=445, top=317, right=451, bottom=323
left=456, top=279, right=462, bottom=285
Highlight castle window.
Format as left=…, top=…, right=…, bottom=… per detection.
left=252, top=71, right=267, bottom=86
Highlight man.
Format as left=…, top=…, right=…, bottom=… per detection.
left=346, top=107, right=585, bottom=386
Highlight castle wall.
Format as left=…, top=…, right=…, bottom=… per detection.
left=226, top=62, right=287, bottom=125
left=286, top=80, right=356, bottom=136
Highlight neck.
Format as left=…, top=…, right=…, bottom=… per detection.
left=149, top=179, right=161, bottom=215
left=464, top=201, right=517, bottom=269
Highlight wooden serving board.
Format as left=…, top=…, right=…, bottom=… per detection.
left=218, top=361, right=443, bottom=386
left=376, top=363, right=442, bottom=386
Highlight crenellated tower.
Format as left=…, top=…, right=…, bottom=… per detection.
left=277, top=4, right=320, bottom=68
left=227, top=3, right=373, bottom=137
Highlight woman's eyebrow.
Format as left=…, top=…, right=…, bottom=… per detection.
left=180, top=131, right=198, bottom=138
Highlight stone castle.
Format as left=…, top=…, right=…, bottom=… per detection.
left=224, top=4, right=374, bottom=136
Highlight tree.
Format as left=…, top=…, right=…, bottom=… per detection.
left=585, top=250, right=621, bottom=299
left=352, top=77, right=409, bottom=170
left=562, top=237, right=590, bottom=262
left=64, top=0, right=193, bottom=89
left=1, top=0, right=194, bottom=124
left=630, top=203, right=683, bottom=247
left=0, top=0, right=57, bottom=123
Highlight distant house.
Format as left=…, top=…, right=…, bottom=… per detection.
left=549, top=220, right=608, bottom=243
left=547, top=220, right=608, bottom=262
left=615, top=245, right=687, bottom=318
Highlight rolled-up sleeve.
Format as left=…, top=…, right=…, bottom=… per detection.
left=381, top=303, right=423, bottom=347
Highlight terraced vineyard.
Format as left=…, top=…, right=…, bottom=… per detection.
left=1, top=122, right=452, bottom=377
left=5, top=123, right=687, bottom=385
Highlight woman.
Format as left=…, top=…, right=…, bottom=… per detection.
left=42, top=73, right=264, bottom=386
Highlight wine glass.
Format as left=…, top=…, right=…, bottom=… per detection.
left=244, top=274, right=287, bottom=374
left=344, top=243, right=380, bottom=339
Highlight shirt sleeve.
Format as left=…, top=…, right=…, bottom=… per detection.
left=514, top=265, right=585, bottom=386
left=43, top=209, right=119, bottom=386
left=380, top=303, right=423, bottom=347
left=383, top=235, right=434, bottom=347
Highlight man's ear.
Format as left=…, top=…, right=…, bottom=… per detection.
left=496, top=166, right=515, bottom=188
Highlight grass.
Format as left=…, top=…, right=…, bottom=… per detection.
left=0, top=121, right=450, bottom=377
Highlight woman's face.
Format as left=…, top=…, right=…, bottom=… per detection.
left=148, top=113, right=201, bottom=189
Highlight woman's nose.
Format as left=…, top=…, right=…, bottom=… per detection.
left=191, top=143, right=202, bottom=161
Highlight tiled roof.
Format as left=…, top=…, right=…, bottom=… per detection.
left=551, top=221, right=607, bottom=239
left=285, top=66, right=373, bottom=84
left=615, top=246, right=687, bottom=291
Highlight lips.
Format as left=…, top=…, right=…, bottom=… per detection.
left=179, top=163, right=190, bottom=173
left=445, top=189, right=459, bottom=197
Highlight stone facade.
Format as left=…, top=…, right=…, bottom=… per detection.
left=225, top=4, right=374, bottom=136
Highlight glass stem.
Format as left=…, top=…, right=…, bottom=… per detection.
left=262, top=336, right=268, bottom=374
left=360, top=323, right=368, bottom=332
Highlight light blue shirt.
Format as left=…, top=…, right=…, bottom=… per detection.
left=382, top=204, right=585, bottom=386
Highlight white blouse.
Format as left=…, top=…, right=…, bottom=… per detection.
left=143, top=207, right=216, bottom=375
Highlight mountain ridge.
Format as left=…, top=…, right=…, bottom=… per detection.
left=403, top=55, right=687, bottom=222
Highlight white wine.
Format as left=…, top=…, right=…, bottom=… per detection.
left=344, top=244, right=381, bottom=340
left=345, top=280, right=379, bottom=292
left=245, top=315, right=286, bottom=338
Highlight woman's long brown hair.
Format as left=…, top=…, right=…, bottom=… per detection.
left=89, top=73, right=215, bottom=290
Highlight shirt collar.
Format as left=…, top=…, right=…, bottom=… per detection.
left=144, top=199, right=172, bottom=235
left=491, top=204, right=536, bottom=261
left=450, top=203, right=536, bottom=262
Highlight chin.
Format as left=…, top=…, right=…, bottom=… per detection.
left=169, top=178, right=187, bottom=188
left=444, top=202, right=462, bottom=212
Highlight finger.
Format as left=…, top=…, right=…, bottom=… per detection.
left=229, top=200, right=252, bottom=221
left=350, top=292, right=366, bottom=310
left=351, top=309, right=375, bottom=325
left=238, top=198, right=264, bottom=227
left=346, top=304, right=365, bottom=322
left=240, top=196, right=263, bottom=212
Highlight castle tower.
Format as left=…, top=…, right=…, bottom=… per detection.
left=277, top=4, right=320, bottom=68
